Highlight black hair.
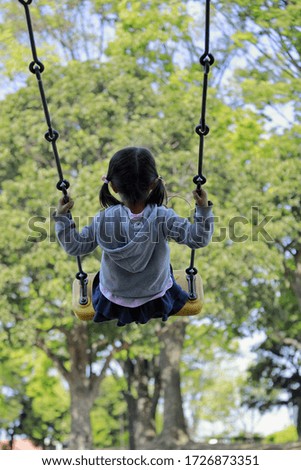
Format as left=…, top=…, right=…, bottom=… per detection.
left=100, top=147, right=166, bottom=208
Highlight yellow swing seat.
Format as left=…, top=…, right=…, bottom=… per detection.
left=72, top=270, right=204, bottom=322
left=72, top=273, right=97, bottom=321
left=173, top=270, right=204, bottom=317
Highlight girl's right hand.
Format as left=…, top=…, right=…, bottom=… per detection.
left=56, top=196, right=74, bottom=215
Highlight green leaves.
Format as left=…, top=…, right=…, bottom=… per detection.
left=0, top=0, right=300, bottom=447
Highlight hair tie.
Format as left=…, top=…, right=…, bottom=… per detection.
left=102, top=175, right=110, bottom=184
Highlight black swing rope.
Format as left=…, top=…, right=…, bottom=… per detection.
left=186, top=0, right=214, bottom=299
left=18, top=0, right=89, bottom=305
left=19, top=0, right=214, bottom=304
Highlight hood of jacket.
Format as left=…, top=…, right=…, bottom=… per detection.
left=98, top=204, right=162, bottom=273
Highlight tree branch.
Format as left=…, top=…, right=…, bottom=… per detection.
left=90, top=341, right=129, bottom=400
left=35, top=338, right=70, bottom=381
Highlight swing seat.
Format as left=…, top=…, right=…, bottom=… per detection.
left=173, top=270, right=204, bottom=317
left=72, top=270, right=204, bottom=321
left=72, top=273, right=97, bottom=321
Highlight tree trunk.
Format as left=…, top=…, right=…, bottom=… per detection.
left=135, top=359, right=157, bottom=448
left=123, top=390, right=137, bottom=450
left=295, top=396, right=301, bottom=440
left=68, top=387, right=94, bottom=449
left=290, top=248, right=301, bottom=311
left=65, top=323, right=94, bottom=449
left=158, top=319, right=190, bottom=448
left=37, top=320, right=128, bottom=450
left=123, top=357, right=159, bottom=449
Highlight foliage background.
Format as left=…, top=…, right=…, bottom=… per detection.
left=0, top=0, right=300, bottom=449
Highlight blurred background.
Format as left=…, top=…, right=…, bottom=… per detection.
left=0, top=0, right=300, bottom=450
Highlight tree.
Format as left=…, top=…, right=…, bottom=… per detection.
left=0, top=341, right=70, bottom=448
left=3, top=0, right=300, bottom=450
left=91, top=375, right=128, bottom=449
left=0, top=59, right=155, bottom=448
left=2, top=0, right=237, bottom=449
left=242, top=335, right=301, bottom=438
left=211, top=0, right=301, bottom=433
left=0, top=49, right=203, bottom=447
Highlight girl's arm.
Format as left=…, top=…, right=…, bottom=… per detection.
left=164, top=189, right=214, bottom=248
left=53, top=197, right=99, bottom=256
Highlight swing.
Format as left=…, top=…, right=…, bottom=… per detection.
left=19, top=0, right=213, bottom=323
left=71, top=270, right=205, bottom=322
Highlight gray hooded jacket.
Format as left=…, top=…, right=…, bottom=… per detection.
left=54, top=204, right=214, bottom=303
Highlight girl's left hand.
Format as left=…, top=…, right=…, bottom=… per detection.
left=192, top=188, right=209, bottom=207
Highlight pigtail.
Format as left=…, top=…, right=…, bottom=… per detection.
left=146, top=177, right=167, bottom=207
left=99, top=182, right=120, bottom=208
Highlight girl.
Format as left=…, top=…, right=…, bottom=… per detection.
left=53, top=147, right=214, bottom=327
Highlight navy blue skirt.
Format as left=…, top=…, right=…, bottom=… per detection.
left=92, top=270, right=189, bottom=327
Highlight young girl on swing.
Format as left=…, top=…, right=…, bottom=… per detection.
left=54, top=147, right=214, bottom=327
